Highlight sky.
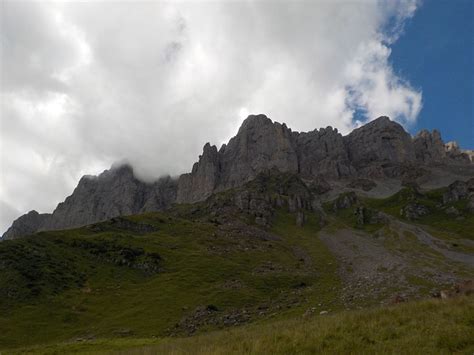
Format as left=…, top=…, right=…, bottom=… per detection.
left=390, top=0, right=473, bottom=147
left=0, top=0, right=472, bottom=234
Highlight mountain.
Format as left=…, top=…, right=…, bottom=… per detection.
left=2, top=166, right=177, bottom=240
left=3, top=114, right=473, bottom=240
left=1, top=115, right=473, bottom=352
left=1, top=168, right=473, bottom=352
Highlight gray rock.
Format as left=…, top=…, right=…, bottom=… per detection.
left=296, top=127, right=353, bottom=179
left=467, top=193, right=474, bottom=213
left=445, top=206, right=460, bottom=216
left=308, top=176, right=332, bottom=195
left=400, top=203, right=430, bottom=220
left=2, top=165, right=178, bottom=238
left=219, top=115, right=299, bottom=189
left=344, top=116, right=415, bottom=170
left=354, top=206, right=386, bottom=226
left=176, top=143, right=220, bottom=203
left=4, top=114, right=473, bottom=239
left=2, top=210, right=51, bottom=240
left=347, top=178, right=377, bottom=191
left=43, top=165, right=177, bottom=231
left=296, top=212, right=306, bottom=227
left=443, top=178, right=474, bottom=204
left=445, top=142, right=472, bottom=164
left=413, top=129, right=446, bottom=163
left=333, top=192, right=358, bottom=211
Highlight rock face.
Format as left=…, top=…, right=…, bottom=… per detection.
left=44, top=165, right=177, bottom=231
left=344, top=117, right=415, bottom=177
left=2, top=210, right=51, bottom=240
left=413, top=129, right=446, bottom=163
left=333, top=192, right=359, bottom=211
left=443, top=178, right=474, bottom=205
left=296, top=126, right=353, bottom=179
left=444, top=141, right=472, bottom=163
left=3, top=165, right=177, bottom=239
left=45, top=165, right=177, bottom=231
left=3, top=114, right=472, bottom=239
left=400, top=203, right=430, bottom=220
left=202, top=170, right=321, bottom=228
left=177, top=143, right=220, bottom=203
left=178, top=114, right=466, bottom=205
left=177, top=115, right=299, bottom=203
left=347, top=178, right=377, bottom=191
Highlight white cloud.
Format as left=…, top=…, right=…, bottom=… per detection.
left=0, top=0, right=421, bottom=233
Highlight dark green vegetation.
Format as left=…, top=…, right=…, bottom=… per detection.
left=325, top=185, right=474, bottom=239
left=367, top=186, right=474, bottom=238
left=0, top=209, right=339, bottom=351
left=1, top=178, right=473, bottom=353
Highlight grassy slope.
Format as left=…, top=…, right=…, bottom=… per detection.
left=2, top=183, right=473, bottom=353
left=8, top=297, right=474, bottom=354
left=0, top=211, right=339, bottom=351
left=366, top=187, right=474, bottom=239
left=324, top=187, right=474, bottom=242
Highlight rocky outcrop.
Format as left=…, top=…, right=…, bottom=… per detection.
left=204, top=170, right=321, bottom=227
left=42, top=165, right=177, bottom=231
left=444, top=141, right=472, bottom=164
left=354, top=206, right=387, bottom=226
left=296, top=126, right=353, bottom=179
left=413, top=129, right=446, bottom=163
left=2, top=210, right=51, bottom=240
left=344, top=117, right=415, bottom=177
left=333, top=192, right=359, bottom=211
left=219, top=115, right=299, bottom=188
left=177, top=115, right=441, bottom=205
left=3, top=165, right=178, bottom=239
left=177, top=115, right=299, bottom=204
left=400, top=203, right=430, bottom=220
left=443, top=178, right=474, bottom=205
left=461, top=149, right=474, bottom=163
left=177, top=143, right=220, bottom=203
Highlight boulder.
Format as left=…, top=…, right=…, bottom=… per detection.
left=354, top=206, right=387, bottom=226
left=443, top=178, right=474, bottom=204
left=333, top=192, right=358, bottom=211
left=400, top=203, right=430, bottom=220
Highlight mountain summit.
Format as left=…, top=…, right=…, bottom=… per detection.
left=3, top=115, right=473, bottom=239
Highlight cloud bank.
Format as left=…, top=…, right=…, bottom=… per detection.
left=0, top=0, right=421, bottom=233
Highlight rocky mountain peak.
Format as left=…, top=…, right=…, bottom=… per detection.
left=237, top=114, right=274, bottom=133
left=3, top=114, right=472, bottom=239
left=345, top=116, right=415, bottom=169
left=369, top=115, right=391, bottom=125
left=413, top=129, right=446, bottom=163
left=2, top=210, right=51, bottom=240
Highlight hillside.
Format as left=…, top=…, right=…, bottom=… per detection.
left=1, top=171, right=473, bottom=352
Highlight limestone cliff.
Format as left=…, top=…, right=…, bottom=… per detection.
left=3, top=114, right=472, bottom=239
